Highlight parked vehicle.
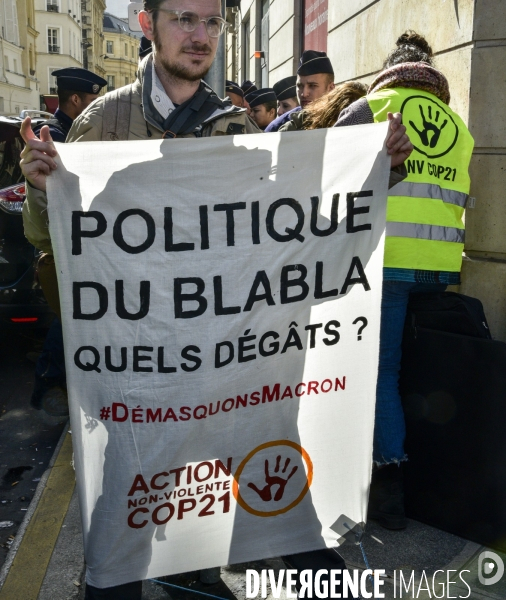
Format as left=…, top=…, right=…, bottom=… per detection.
left=0, top=110, right=55, bottom=329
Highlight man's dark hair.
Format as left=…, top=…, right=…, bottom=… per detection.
left=383, top=31, right=434, bottom=69
left=58, top=88, right=89, bottom=106
left=263, top=100, right=277, bottom=114
left=143, top=0, right=164, bottom=25
left=143, top=0, right=164, bottom=9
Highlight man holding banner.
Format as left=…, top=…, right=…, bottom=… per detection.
left=20, top=1, right=412, bottom=599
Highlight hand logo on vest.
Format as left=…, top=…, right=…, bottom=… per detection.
left=410, top=105, right=447, bottom=149
left=401, top=95, right=459, bottom=159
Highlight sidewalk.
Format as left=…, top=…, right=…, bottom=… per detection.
left=0, top=427, right=504, bottom=600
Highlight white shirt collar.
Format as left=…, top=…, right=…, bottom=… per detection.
left=150, top=60, right=175, bottom=120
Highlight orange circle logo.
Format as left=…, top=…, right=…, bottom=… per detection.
left=233, top=440, right=313, bottom=517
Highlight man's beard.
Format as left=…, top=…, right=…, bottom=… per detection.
left=153, top=29, right=213, bottom=82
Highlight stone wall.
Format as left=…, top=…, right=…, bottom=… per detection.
left=230, top=0, right=506, bottom=340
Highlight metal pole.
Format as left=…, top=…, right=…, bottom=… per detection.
left=205, top=0, right=227, bottom=97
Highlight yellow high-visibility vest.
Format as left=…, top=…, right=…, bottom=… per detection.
left=368, top=88, right=474, bottom=272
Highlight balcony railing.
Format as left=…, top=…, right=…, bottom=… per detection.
left=48, top=45, right=60, bottom=53
left=47, top=4, right=59, bottom=12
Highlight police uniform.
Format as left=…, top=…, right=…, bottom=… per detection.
left=225, top=80, right=244, bottom=99
left=265, top=76, right=299, bottom=133
left=34, top=68, right=107, bottom=142
left=266, top=53, right=335, bottom=133
left=297, top=49, right=334, bottom=77
left=244, top=87, right=277, bottom=130
left=241, top=80, right=257, bottom=96
left=139, top=36, right=152, bottom=60
left=273, top=75, right=297, bottom=102
left=30, top=68, right=106, bottom=419
left=245, top=87, right=277, bottom=108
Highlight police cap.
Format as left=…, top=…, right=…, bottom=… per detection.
left=52, top=68, right=107, bottom=94
left=226, top=80, right=244, bottom=98
left=273, top=76, right=297, bottom=100
left=297, top=50, right=334, bottom=76
left=245, top=88, right=277, bottom=108
left=241, top=80, right=257, bottom=95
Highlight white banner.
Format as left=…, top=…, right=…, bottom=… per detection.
left=48, top=124, right=389, bottom=588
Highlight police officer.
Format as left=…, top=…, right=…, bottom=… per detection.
left=296, top=50, right=334, bottom=109
left=274, top=75, right=298, bottom=116
left=138, top=36, right=152, bottom=63
left=30, top=68, right=106, bottom=417
left=34, top=68, right=107, bottom=142
left=244, top=87, right=277, bottom=130
left=240, top=79, right=257, bottom=96
left=265, top=51, right=335, bottom=132
left=240, top=80, right=257, bottom=114
left=225, top=80, right=245, bottom=108
left=264, top=75, right=299, bottom=132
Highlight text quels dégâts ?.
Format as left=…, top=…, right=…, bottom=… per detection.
left=73, top=319, right=366, bottom=373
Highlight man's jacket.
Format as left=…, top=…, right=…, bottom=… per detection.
left=23, top=56, right=260, bottom=255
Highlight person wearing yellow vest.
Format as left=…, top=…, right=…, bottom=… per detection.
left=335, top=31, right=474, bottom=530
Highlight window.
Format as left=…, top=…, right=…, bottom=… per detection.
left=242, top=17, right=250, bottom=82
left=47, top=0, right=59, bottom=12
left=107, top=75, right=115, bottom=91
left=48, top=28, right=59, bottom=53
left=0, top=97, right=4, bottom=112
left=125, top=76, right=129, bottom=86
left=106, top=40, right=113, bottom=54
left=4, top=56, right=8, bottom=71
left=48, top=67, right=59, bottom=93
left=125, top=43, right=128, bottom=55
left=260, top=0, right=269, bottom=87
left=131, top=45, right=134, bottom=59
left=13, top=59, right=17, bottom=73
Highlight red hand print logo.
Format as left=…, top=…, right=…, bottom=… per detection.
left=247, top=456, right=298, bottom=501
left=233, top=440, right=313, bottom=517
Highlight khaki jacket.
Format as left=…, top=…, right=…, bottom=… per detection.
left=278, top=110, right=309, bottom=132
left=23, top=57, right=261, bottom=254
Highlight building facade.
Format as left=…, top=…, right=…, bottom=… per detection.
left=34, top=0, right=83, bottom=95
left=0, top=0, right=40, bottom=115
left=81, top=0, right=106, bottom=78
left=102, top=13, right=142, bottom=92
left=227, top=0, right=506, bottom=342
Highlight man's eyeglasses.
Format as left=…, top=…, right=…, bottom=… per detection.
left=154, top=9, right=229, bottom=38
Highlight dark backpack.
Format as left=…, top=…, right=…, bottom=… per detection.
left=405, top=291, right=492, bottom=339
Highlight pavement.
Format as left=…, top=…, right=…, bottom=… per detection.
left=0, top=330, right=67, bottom=568
left=0, top=425, right=505, bottom=600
